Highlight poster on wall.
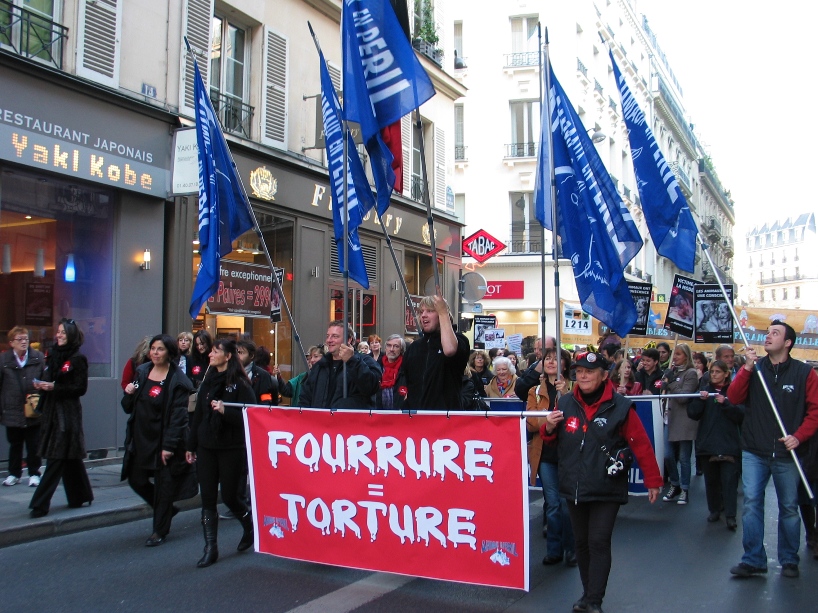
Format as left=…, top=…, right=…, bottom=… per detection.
left=626, top=282, right=653, bottom=336
left=664, top=275, right=697, bottom=338
left=473, top=315, right=497, bottom=349
left=483, top=328, right=506, bottom=350
left=25, top=283, right=53, bottom=326
left=207, top=260, right=274, bottom=318
left=694, top=284, right=734, bottom=343
left=562, top=302, right=592, bottom=337
left=270, top=267, right=285, bottom=323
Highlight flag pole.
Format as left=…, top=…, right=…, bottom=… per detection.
left=697, top=234, right=813, bottom=498
left=183, top=36, right=309, bottom=371
left=413, top=110, right=441, bottom=295
left=543, top=28, right=562, bottom=355
left=377, top=212, right=421, bottom=332
left=537, top=23, right=547, bottom=354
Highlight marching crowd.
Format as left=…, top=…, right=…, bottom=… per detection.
left=1, top=302, right=818, bottom=613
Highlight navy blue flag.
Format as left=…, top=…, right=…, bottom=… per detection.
left=534, top=63, right=643, bottom=336
left=342, top=0, right=435, bottom=215
left=189, top=59, right=254, bottom=318
left=610, top=51, right=697, bottom=272
left=319, top=47, right=373, bottom=289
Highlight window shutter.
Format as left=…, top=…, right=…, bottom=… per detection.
left=180, top=0, right=214, bottom=118
left=327, top=62, right=342, bottom=93
left=435, top=0, right=446, bottom=52
left=401, top=115, right=412, bottom=197
left=262, top=27, right=288, bottom=149
left=76, top=0, right=121, bottom=87
left=434, top=126, right=446, bottom=210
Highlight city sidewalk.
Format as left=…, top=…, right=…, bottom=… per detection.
left=0, top=457, right=199, bottom=549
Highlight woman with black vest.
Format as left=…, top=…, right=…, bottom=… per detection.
left=186, top=338, right=255, bottom=568
left=121, top=334, right=196, bottom=546
left=542, top=352, right=662, bottom=613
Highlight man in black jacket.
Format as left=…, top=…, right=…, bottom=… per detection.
left=300, top=321, right=381, bottom=409
left=635, top=348, right=663, bottom=395
left=236, top=340, right=279, bottom=405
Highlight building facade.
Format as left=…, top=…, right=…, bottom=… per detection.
left=449, top=0, right=735, bottom=344
left=0, top=0, right=464, bottom=459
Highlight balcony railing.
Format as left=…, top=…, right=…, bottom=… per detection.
left=705, top=216, right=722, bottom=240
left=608, top=96, right=618, bottom=113
left=0, top=0, right=67, bottom=70
left=504, top=51, right=538, bottom=67
left=594, top=79, right=604, bottom=96
left=410, top=175, right=426, bottom=202
left=505, top=142, right=537, bottom=158
left=669, top=161, right=691, bottom=193
left=209, top=89, right=254, bottom=139
left=455, top=145, right=467, bottom=161
left=577, top=57, right=588, bottom=77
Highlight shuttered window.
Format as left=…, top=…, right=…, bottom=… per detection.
left=434, top=126, right=446, bottom=210
left=330, top=241, right=378, bottom=284
left=180, top=0, right=214, bottom=117
left=76, top=0, right=121, bottom=87
left=261, top=27, right=287, bottom=149
left=401, top=115, right=412, bottom=198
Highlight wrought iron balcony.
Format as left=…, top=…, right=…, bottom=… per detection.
left=705, top=216, right=722, bottom=241
left=594, top=79, right=604, bottom=96
left=505, top=142, right=537, bottom=158
left=455, top=145, right=467, bottom=161
left=0, top=0, right=67, bottom=70
left=209, top=89, right=254, bottom=139
left=410, top=175, right=426, bottom=202
left=504, top=51, right=539, bottom=67
left=608, top=96, right=618, bottom=113
left=669, top=161, right=691, bottom=193
left=577, top=57, right=588, bottom=77
left=723, top=237, right=734, bottom=257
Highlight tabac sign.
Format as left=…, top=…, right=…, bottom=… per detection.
left=462, top=230, right=505, bottom=264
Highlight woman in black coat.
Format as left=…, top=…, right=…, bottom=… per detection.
left=189, top=330, right=213, bottom=390
left=687, top=359, right=743, bottom=530
left=29, top=318, right=93, bottom=517
left=121, top=334, right=196, bottom=546
left=186, top=338, right=256, bottom=568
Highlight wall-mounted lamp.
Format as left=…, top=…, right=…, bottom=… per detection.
left=586, top=128, right=606, bottom=143
left=310, top=266, right=320, bottom=278
left=141, top=248, right=151, bottom=271
left=64, top=253, right=76, bottom=282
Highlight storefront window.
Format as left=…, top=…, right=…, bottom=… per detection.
left=191, top=209, right=293, bottom=381
left=0, top=166, right=114, bottom=376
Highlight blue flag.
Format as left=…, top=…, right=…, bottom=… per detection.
left=610, top=51, right=698, bottom=272
left=319, top=47, right=373, bottom=289
left=534, top=63, right=643, bottom=336
left=189, top=59, right=255, bottom=318
left=342, top=0, right=435, bottom=215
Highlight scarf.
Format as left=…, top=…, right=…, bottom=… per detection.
left=381, top=355, right=402, bottom=389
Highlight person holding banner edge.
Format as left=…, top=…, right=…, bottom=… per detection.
left=542, top=351, right=661, bottom=613
left=727, top=321, right=818, bottom=579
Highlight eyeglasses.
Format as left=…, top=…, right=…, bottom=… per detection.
left=13, top=337, right=29, bottom=342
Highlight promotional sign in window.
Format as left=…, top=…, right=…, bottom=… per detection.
left=206, top=259, right=274, bottom=318
left=562, top=302, right=592, bottom=336
left=245, top=408, right=530, bottom=590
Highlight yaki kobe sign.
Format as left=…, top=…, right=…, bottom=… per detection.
left=245, top=408, right=529, bottom=590
left=463, top=230, right=506, bottom=263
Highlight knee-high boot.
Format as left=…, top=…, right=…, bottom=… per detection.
left=197, top=510, right=219, bottom=568
left=801, top=504, right=816, bottom=548
left=237, top=511, right=254, bottom=552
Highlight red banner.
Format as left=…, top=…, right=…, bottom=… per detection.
left=245, top=408, right=529, bottom=590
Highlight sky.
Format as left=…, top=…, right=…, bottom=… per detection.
left=636, top=0, right=818, bottom=239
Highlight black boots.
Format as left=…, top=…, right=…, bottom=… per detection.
left=197, top=510, right=219, bottom=568
left=237, top=511, right=254, bottom=552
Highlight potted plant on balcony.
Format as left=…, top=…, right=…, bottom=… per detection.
left=412, top=0, right=443, bottom=66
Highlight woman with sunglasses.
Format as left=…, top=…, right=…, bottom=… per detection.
left=29, top=319, right=94, bottom=517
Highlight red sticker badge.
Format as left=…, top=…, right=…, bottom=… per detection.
left=565, top=416, right=579, bottom=434
left=192, top=366, right=201, bottom=375
left=149, top=386, right=162, bottom=398
left=61, top=361, right=71, bottom=373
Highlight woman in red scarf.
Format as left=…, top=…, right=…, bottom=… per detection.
left=376, top=335, right=406, bottom=409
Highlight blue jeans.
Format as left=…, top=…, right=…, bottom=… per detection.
left=740, top=451, right=801, bottom=568
left=539, top=461, right=575, bottom=558
left=664, top=426, right=693, bottom=490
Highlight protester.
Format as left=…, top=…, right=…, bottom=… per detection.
left=254, top=346, right=274, bottom=375
left=515, top=336, right=558, bottom=400
left=121, top=334, right=196, bottom=546
left=656, top=342, right=672, bottom=371
left=468, top=350, right=492, bottom=397
left=686, top=359, right=742, bottom=530
left=120, top=336, right=151, bottom=391
left=29, top=319, right=94, bottom=517
left=376, top=334, right=406, bottom=410
left=299, top=322, right=381, bottom=409
left=275, top=345, right=324, bottom=407
left=526, top=348, right=575, bottom=565
left=176, top=332, right=194, bottom=376
left=542, top=352, right=661, bottom=613
left=728, top=322, right=818, bottom=579
left=661, top=344, right=700, bottom=505
left=486, top=356, right=518, bottom=398
left=692, top=352, right=709, bottom=380
left=635, top=348, right=663, bottom=395
left=186, top=338, right=256, bottom=568
left=402, top=295, right=470, bottom=410
left=1, top=327, right=45, bottom=487
left=367, top=335, right=383, bottom=365
left=506, top=351, right=520, bottom=371
left=236, top=339, right=279, bottom=405
left=357, top=341, right=371, bottom=354
left=610, top=359, right=642, bottom=396
left=189, top=330, right=213, bottom=390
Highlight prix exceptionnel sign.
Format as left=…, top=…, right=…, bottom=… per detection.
left=462, top=229, right=505, bottom=264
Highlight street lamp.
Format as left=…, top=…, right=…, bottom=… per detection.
left=587, top=128, right=606, bottom=143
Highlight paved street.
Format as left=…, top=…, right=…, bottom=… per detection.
left=1, top=469, right=815, bottom=612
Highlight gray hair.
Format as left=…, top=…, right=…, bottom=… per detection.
left=492, top=355, right=516, bottom=376
left=385, top=334, right=406, bottom=354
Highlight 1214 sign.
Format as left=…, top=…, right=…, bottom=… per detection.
left=462, top=230, right=506, bottom=264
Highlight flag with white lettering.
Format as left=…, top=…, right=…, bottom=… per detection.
left=342, top=0, right=435, bottom=215
left=534, top=63, right=642, bottom=336
left=610, top=52, right=698, bottom=273
left=319, top=47, right=373, bottom=289
left=189, top=59, right=254, bottom=318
